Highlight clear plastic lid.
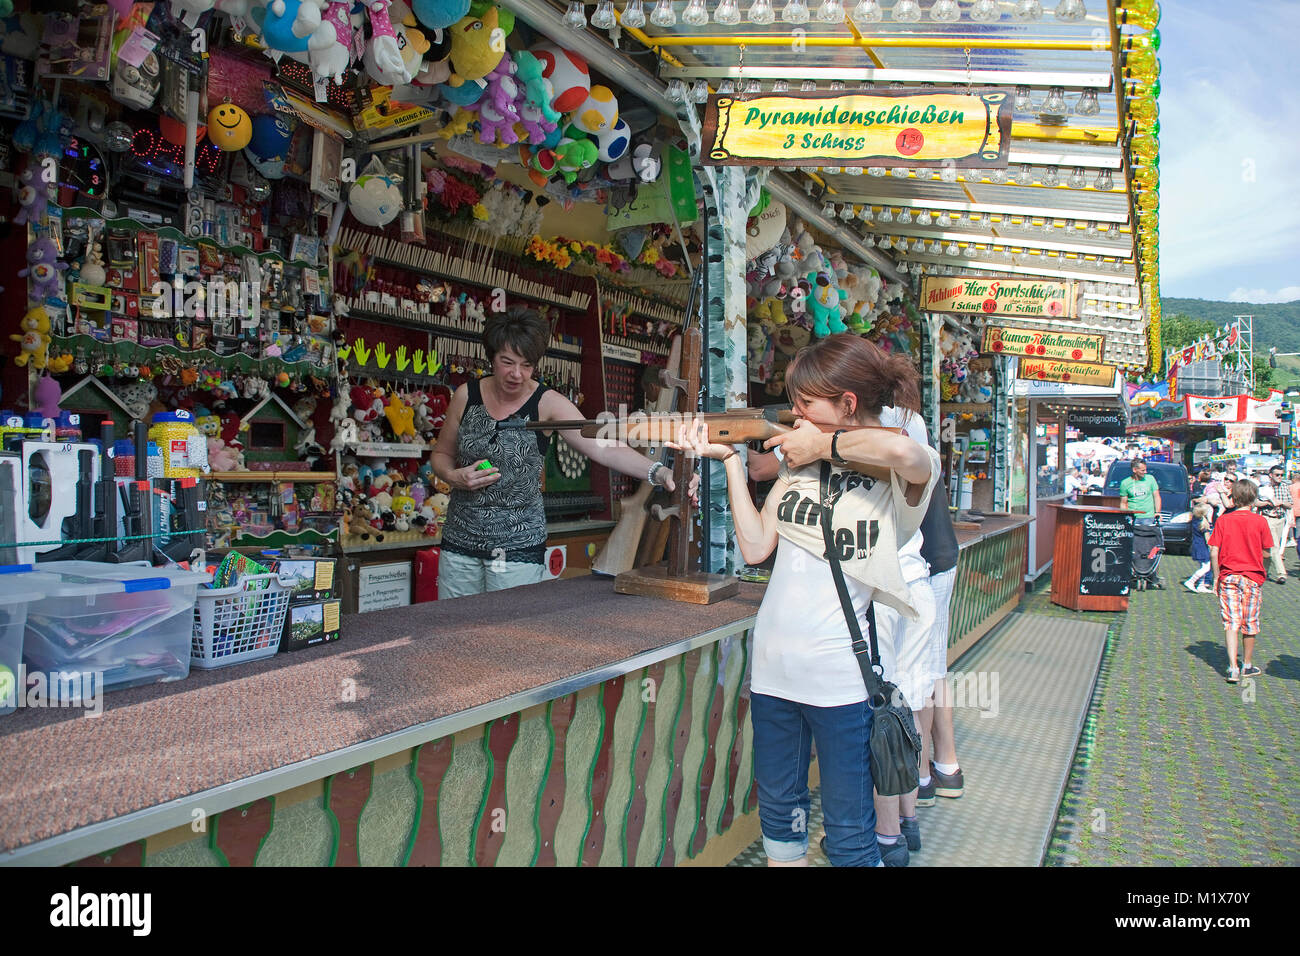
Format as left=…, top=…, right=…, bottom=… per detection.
left=25, top=560, right=213, bottom=597
left=0, top=565, right=56, bottom=605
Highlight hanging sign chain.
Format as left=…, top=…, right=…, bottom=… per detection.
left=964, top=46, right=974, bottom=91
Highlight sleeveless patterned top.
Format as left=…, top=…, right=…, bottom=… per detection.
left=439, top=377, right=551, bottom=564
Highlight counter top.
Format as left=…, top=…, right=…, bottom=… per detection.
left=954, top=513, right=1033, bottom=549
left=0, top=576, right=762, bottom=861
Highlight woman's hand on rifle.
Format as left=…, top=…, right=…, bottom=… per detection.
left=762, top=418, right=828, bottom=469
left=668, top=418, right=738, bottom=462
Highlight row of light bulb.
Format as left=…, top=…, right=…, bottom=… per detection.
left=567, top=0, right=1087, bottom=29
left=1015, top=86, right=1102, bottom=117
left=888, top=240, right=1132, bottom=267
left=823, top=204, right=1123, bottom=237
left=791, top=164, right=1116, bottom=189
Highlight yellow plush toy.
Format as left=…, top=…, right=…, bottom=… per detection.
left=10, top=305, right=51, bottom=369
left=447, top=7, right=506, bottom=87
left=384, top=391, right=416, bottom=439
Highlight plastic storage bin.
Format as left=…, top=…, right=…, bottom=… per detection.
left=192, top=573, right=292, bottom=668
left=0, top=566, right=56, bottom=716
left=22, top=561, right=211, bottom=695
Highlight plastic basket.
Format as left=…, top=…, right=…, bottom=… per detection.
left=191, top=573, right=292, bottom=668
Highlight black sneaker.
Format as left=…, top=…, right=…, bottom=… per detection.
left=878, top=838, right=909, bottom=867
left=930, top=762, right=965, bottom=798
left=1242, top=664, right=1262, bottom=678
left=899, top=817, right=921, bottom=852
left=916, top=777, right=936, bottom=807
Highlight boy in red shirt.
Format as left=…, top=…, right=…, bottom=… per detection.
left=1210, top=479, right=1275, bottom=683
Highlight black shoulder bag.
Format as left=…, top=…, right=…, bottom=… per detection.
left=818, top=461, right=922, bottom=797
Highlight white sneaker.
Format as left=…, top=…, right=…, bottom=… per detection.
left=1183, top=580, right=1197, bottom=592
left=1226, top=666, right=1241, bottom=684
left=1197, top=584, right=1214, bottom=593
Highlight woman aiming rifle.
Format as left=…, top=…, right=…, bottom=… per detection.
left=670, top=334, right=940, bottom=867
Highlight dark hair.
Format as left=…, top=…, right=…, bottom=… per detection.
left=483, top=305, right=549, bottom=366
left=784, top=333, right=920, bottom=422
left=1198, top=470, right=1211, bottom=482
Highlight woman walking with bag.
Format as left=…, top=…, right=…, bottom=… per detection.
left=671, top=335, right=939, bottom=867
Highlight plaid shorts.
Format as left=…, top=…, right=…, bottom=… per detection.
left=1219, top=574, right=1263, bottom=635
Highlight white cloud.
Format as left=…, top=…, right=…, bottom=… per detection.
left=1223, top=286, right=1300, bottom=304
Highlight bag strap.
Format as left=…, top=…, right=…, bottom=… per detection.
left=819, top=461, right=888, bottom=704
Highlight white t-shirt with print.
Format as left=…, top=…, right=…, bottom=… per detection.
left=751, top=440, right=941, bottom=708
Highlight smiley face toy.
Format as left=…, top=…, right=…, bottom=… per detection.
left=208, top=103, right=253, bottom=151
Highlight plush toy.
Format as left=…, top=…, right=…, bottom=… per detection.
left=12, top=165, right=47, bottom=227
left=513, top=50, right=561, bottom=126
left=447, top=6, right=506, bottom=87
left=116, top=381, right=159, bottom=421
left=364, top=0, right=415, bottom=85
left=594, top=117, right=630, bottom=163
left=207, top=437, right=244, bottom=472
left=258, top=0, right=322, bottom=55
left=805, top=272, right=848, bottom=338
left=19, top=238, right=68, bottom=301
left=11, top=307, right=51, bottom=370
left=553, top=137, right=597, bottom=183
left=463, top=297, right=485, bottom=326
left=572, top=85, right=618, bottom=135
left=331, top=417, right=359, bottom=452
left=384, top=391, right=416, bottom=439
left=170, top=0, right=216, bottom=26
left=475, top=58, right=523, bottom=145
left=308, top=0, right=354, bottom=82
left=531, top=42, right=589, bottom=113
left=349, top=157, right=403, bottom=227
left=413, top=0, right=470, bottom=29
left=745, top=199, right=787, bottom=263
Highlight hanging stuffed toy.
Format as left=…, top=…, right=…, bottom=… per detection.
left=474, top=57, right=523, bottom=145
left=12, top=164, right=48, bottom=227
left=513, top=51, right=560, bottom=125
left=594, top=118, right=630, bottom=163
left=19, top=237, right=68, bottom=301
left=349, top=156, right=404, bottom=227
left=805, top=272, right=848, bottom=338
left=412, top=0, right=470, bottom=29
left=572, top=85, right=619, bottom=136
left=364, top=0, right=415, bottom=86
left=10, top=306, right=52, bottom=370
left=257, top=0, right=322, bottom=56
left=447, top=6, right=506, bottom=87
left=553, top=137, right=597, bottom=184
left=530, top=42, right=589, bottom=113
left=308, top=0, right=354, bottom=82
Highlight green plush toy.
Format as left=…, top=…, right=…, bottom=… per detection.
left=555, top=137, right=598, bottom=183
left=806, top=272, right=848, bottom=337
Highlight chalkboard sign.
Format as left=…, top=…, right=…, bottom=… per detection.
left=1079, top=511, right=1134, bottom=596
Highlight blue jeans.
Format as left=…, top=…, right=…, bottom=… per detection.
left=751, top=692, right=880, bottom=866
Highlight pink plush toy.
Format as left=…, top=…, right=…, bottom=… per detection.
left=19, top=237, right=68, bottom=301
left=309, top=0, right=354, bottom=83
left=13, top=165, right=48, bottom=227
left=363, top=0, right=410, bottom=86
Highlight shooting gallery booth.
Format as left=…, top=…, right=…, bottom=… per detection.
left=0, top=0, right=1159, bottom=867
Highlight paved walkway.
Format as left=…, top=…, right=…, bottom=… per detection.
left=730, top=551, right=1300, bottom=867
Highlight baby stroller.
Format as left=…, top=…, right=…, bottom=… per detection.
left=1132, top=522, right=1165, bottom=590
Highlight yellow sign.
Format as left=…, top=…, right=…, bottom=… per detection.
left=1017, top=358, right=1116, bottom=387
left=922, top=276, right=1076, bottom=318
left=983, top=325, right=1105, bottom=362
left=701, top=90, right=1011, bottom=167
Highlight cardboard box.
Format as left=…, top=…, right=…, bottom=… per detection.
left=269, top=557, right=336, bottom=605
left=280, top=599, right=340, bottom=652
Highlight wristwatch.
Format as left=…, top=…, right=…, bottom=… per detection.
left=830, top=429, right=848, bottom=466
left=649, top=462, right=667, bottom=485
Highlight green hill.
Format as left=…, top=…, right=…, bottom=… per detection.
left=1160, top=298, right=1300, bottom=354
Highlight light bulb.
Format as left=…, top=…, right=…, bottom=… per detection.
left=859, top=205, right=874, bottom=221
left=1041, top=217, right=1055, bottom=234
left=715, top=0, right=742, bottom=23
left=745, top=79, right=763, bottom=95
left=747, top=0, right=776, bottom=22
left=898, top=260, right=910, bottom=274
left=939, top=165, right=958, bottom=183
left=801, top=165, right=820, bottom=173
left=1040, top=86, right=1069, bottom=116
left=690, top=79, right=710, bottom=103
left=946, top=241, right=960, bottom=256
left=822, top=202, right=837, bottom=218
left=964, top=243, right=978, bottom=257
left=1094, top=168, right=1114, bottom=190
left=929, top=240, right=943, bottom=254
left=650, top=0, right=677, bottom=25
left=622, top=0, right=648, bottom=26
left=718, top=79, right=736, bottom=95
left=829, top=80, right=846, bottom=91
left=840, top=203, right=857, bottom=221
left=878, top=236, right=892, bottom=250
left=1014, top=85, right=1035, bottom=112
left=1054, top=0, right=1086, bottom=21
left=1014, top=0, right=1043, bottom=20
left=1075, top=89, right=1101, bottom=116
left=867, top=166, right=885, bottom=176
left=781, top=0, right=810, bottom=23
left=682, top=0, right=709, bottom=25
left=1067, top=167, right=1087, bottom=189
left=970, top=0, right=999, bottom=21
left=863, top=234, right=876, bottom=247
left=667, top=78, right=687, bottom=102
left=817, top=0, right=845, bottom=21
left=877, top=207, right=893, bottom=223
left=844, top=165, right=864, bottom=175
left=801, top=79, right=818, bottom=91
left=915, top=208, right=931, bottom=225
left=1041, top=166, right=1060, bottom=187
left=563, top=1, right=588, bottom=29
left=987, top=167, right=1009, bottom=184
left=981, top=244, right=994, bottom=259
left=590, top=0, right=617, bottom=28
left=1015, top=164, right=1035, bottom=186
left=853, top=0, right=882, bottom=21
left=930, top=0, right=960, bottom=21
left=890, top=166, right=910, bottom=178
left=1086, top=221, right=1100, bottom=238
left=896, top=207, right=912, bottom=224
left=892, top=0, right=921, bottom=21
left=771, top=78, right=789, bottom=92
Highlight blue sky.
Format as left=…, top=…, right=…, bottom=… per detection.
left=1158, top=0, right=1300, bottom=303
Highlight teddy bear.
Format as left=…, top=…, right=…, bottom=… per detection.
left=19, top=237, right=68, bottom=302
left=206, top=436, right=243, bottom=472
left=12, top=165, right=48, bottom=227
left=331, top=417, right=359, bottom=453
left=804, top=272, right=848, bottom=338
left=10, top=305, right=51, bottom=369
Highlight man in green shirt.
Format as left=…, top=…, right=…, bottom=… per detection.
left=1120, top=459, right=1162, bottom=521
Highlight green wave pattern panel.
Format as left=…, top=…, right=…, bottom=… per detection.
left=672, top=643, right=720, bottom=862
left=553, top=685, right=603, bottom=866
left=255, top=794, right=334, bottom=866
left=437, top=727, right=489, bottom=867
left=635, top=655, right=685, bottom=866
left=597, top=672, right=650, bottom=866
left=146, top=835, right=222, bottom=866
left=359, top=760, right=419, bottom=867
left=710, top=633, right=749, bottom=836
left=495, top=708, right=551, bottom=866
